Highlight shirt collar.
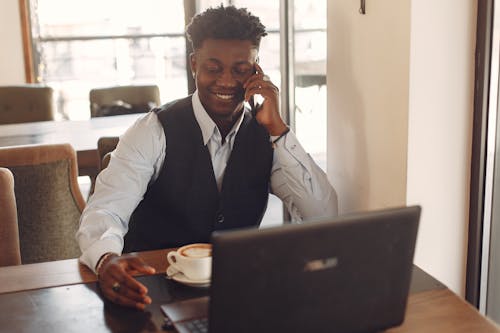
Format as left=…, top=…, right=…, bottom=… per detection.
left=192, top=90, right=247, bottom=145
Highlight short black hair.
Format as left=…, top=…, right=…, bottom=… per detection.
left=186, top=5, right=267, bottom=50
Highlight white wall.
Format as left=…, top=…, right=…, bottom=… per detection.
left=327, top=0, right=477, bottom=296
left=327, top=0, right=410, bottom=212
left=0, top=0, right=26, bottom=84
left=407, top=1, right=477, bottom=296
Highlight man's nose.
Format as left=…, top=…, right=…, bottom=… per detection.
left=216, top=70, right=237, bottom=87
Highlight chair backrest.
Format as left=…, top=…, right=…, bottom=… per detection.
left=97, top=136, right=120, bottom=171
left=101, top=152, right=113, bottom=171
left=0, top=167, right=21, bottom=266
left=89, top=85, right=160, bottom=117
left=88, top=136, right=119, bottom=196
left=0, top=85, right=55, bottom=124
left=0, top=144, right=86, bottom=264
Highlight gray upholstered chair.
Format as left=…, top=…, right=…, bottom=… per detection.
left=0, top=144, right=86, bottom=264
left=89, top=85, right=160, bottom=117
left=0, top=167, right=21, bottom=266
left=0, top=85, right=55, bottom=124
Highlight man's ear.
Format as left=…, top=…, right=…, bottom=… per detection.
left=189, top=52, right=196, bottom=77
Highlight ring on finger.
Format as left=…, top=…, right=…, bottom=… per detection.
left=112, top=282, right=121, bottom=293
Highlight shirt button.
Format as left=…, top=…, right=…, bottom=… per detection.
left=216, top=214, right=225, bottom=224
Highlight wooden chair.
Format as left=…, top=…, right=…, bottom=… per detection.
left=89, top=85, right=160, bottom=117
left=0, top=85, right=55, bottom=124
left=97, top=136, right=120, bottom=171
left=101, top=152, right=113, bottom=171
left=88, top=136, right=119, bottom=196
left=0, top=144, right=86, bottom=264
left=0, top=167, right=21, bottom=266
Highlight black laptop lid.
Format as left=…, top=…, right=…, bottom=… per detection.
left=209, top=205, right=421, bottom=333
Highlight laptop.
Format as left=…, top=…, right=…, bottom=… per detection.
left=161, top=205, right=421, bottom=333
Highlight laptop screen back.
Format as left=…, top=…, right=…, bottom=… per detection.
left=208, top=206, right=420, bottom=333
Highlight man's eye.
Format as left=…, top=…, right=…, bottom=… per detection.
left=233, top=67, right=251, bottom=75
left=206, top=66, right=221, bottom=73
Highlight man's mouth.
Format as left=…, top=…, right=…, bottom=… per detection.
left=214, top=92, right=236, bottom=100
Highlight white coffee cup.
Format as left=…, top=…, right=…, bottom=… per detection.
left=167, top=243, right=212, bottom=281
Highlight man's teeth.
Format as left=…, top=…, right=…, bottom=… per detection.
left=215, top=93, right=234, bottom=100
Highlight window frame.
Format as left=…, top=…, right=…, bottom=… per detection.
left=19, top=0, right=196, bottom=91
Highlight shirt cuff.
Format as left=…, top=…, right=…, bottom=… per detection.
left=79, top=238, right=123, bottom=274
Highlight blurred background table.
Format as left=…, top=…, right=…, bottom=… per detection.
left=0, top=113, right=142, bottom=177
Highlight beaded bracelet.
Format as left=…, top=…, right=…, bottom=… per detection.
left=95, top=252, right=116, bottom=276
left=271, top=127, right=290, bottom=148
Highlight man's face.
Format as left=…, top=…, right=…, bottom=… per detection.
left=191, top=39, right=258, bottom=120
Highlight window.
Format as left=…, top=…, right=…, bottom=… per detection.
left=293, top=0, right=327, bottom=170
left=24, top=0, right=327, bottom=225
left=28, top=0, right=188, bottom=120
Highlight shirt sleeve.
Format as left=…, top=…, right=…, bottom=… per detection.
left=269, top=130, right=338, bottom=222
left=76, top=112, right=166, bottom=272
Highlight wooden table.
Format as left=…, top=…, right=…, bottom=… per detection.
left=0, top=249, right=498, bottom=332
left=0, top=114, right=143, bottom=176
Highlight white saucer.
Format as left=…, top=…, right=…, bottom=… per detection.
left=166, top=266, right=211, bottom=288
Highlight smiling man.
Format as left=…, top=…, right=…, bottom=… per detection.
left=76, top=5, right=338, bottom=309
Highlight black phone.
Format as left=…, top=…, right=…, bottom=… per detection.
left=249, top=61, right=262, bottom=116
left=250, top=95, right=264, bottom=117
left=249, top=95, right=256, bottom=115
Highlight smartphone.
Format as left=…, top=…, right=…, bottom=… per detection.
left=249, top=64, right=264, bottom=116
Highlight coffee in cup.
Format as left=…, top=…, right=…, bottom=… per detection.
left=167, top=243, right=212, bottom=281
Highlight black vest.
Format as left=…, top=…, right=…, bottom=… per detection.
left=124, top=96, right=273, bottom=252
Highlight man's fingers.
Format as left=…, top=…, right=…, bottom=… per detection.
left=102, top=271, right=152, bottom=308
left=106, top=279, right=149, bottom=303
left=113, top=284, right=151, bottom=305
left=244, top=73, right=265, bottom=89
left=98, top=255, right=154, bottom=309
left=103, top=287, right=148, bottom=310
left=126, top=256, right=156, bottom=275
left=110, top=268, right=149, bottom=295
left=244, top=82, right=277, bottom=101
left=101, top=286, right=146, bottom=309
left=243, top=62, right=267, bottom=89
left=116, top=254, right=156, bottom=275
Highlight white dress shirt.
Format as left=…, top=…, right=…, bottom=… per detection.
left=77, top=91, right=338, bottom=272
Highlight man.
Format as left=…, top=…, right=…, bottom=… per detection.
left=77, top=5, right=337, bottom=310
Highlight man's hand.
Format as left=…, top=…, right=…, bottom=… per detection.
left=243, top=63, right=288, bottom=136
left=97, top=253, right=156, bottom=310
